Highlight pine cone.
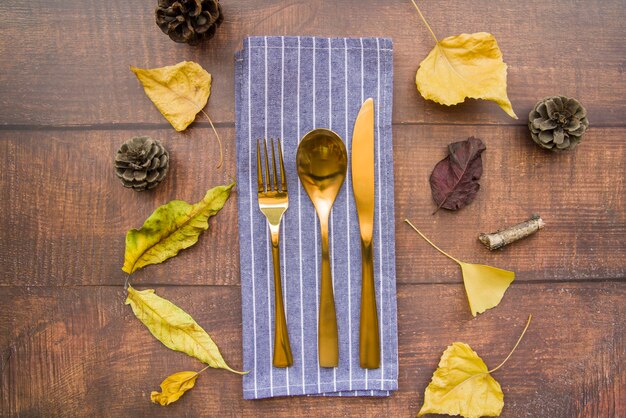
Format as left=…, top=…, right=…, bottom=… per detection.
left=155, top=0, right=223, bottom=45
left=528, top=96, right=589, bottom=151
left=115, top=136, right=169, bottom=191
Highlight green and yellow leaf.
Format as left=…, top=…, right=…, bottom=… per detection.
left=125, top=285, right=246, bottom=374
left=405, top=219, right=515, bottom=316
left=418, top=342, right=504, bottom=418
left=122, top=183, right=234, bottom=274
left=131, top=61, right=212, bottom=131
left=151, top=371, right=200, bottom=406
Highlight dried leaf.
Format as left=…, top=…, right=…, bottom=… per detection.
left=411, top=1, right=517, bottom=118
left=404, top=220, right=515, bottom=316
left=122, top=183, right=235, bottom=274
left=131, top=61, right=212, bottom=132
left=430, top=137, right=486, bottom=213
left=418, top=316, right=532, bottom=418
left=151, top=371, right=200, bottom=406
left=418, top=342, right=504, bottom=418
left=125, top=285, right=246, bottom=374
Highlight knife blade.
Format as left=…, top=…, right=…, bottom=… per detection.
left=351, top=97, right=380, bottom=369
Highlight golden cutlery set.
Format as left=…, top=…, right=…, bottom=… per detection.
left=257, top=98, right=380, bottom=370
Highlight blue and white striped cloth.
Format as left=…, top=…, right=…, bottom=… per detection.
left=234, top=36, right=398, bottom=399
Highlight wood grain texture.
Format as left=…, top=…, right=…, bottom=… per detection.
left=1, top=284, right=624, bottom=417
left=1, top=126, right=623, bottom=286
left=0, top=0, right=624, bottom=416
left=0, top=0, right=625, bottom=127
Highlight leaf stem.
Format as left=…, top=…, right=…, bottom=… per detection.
left=404, top=219, right=461, bottom=264
left=409, top=0, right=439, bottom=44
left=488, top=314, right=533, bottom=373
left=200, top=109, right=224, bottom=169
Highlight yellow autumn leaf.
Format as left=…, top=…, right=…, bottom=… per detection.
left=125, top=285, right=246, bottom=375
left=411, top=1, right=517, bottom=118
left=418, top=342, right=504, bottom=418
left=418, top=315, right=532, bottom=418
left=405, top=220, right=515, bottom=316
left=151, top=371, right=200, bottom=406
left=131, top=61, right=212, bottom=131
left=123, top=183, right=234, bottom=274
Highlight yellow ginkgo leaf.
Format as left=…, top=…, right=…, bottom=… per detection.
left=418, top=342, right=504, bottom=418
left=405, top=220, right=515, bottom=316
left=459, top=262, right=515, bottom=316
left=151, top=371, right=200, bottom=406
left=131, top=61, right=212, bottom=131
left=411, top=1, right=517, bottom=118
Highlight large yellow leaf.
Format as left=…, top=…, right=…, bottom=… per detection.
left=418, top=342, right=504, bottom=418
left=410, top=1, right=516, bottom=118
left=151, top=371, right=200, bottom=406
left=416, top=32, right=516, bottom=119
left=122, top=183, right=234, bottom=274
left=125, top=285, right=245, bottom=374
left=131, top=61, right=212, bottom=131
left=405, top=220, right=514, bottom=316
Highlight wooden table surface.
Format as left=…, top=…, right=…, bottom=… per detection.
left=1, top=1, right=624, bottom=417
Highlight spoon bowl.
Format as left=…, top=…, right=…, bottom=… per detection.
left=296, top=128, right=347, bottom=367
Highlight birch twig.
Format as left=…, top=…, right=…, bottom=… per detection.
left=479, top=214, right=545, bottom=250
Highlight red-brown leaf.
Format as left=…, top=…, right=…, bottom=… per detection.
left=429, top=137, right=486, bottom=213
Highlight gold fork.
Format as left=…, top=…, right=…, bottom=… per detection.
left=257, top=138, right=293, bottom=368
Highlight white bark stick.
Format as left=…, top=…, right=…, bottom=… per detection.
left=479, top=214, right=545, bottom=250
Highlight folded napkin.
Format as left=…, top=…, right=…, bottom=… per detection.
left=234, top=36, right=398, bottom=399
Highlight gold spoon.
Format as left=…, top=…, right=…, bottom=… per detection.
left=296, top=128, right=347, bottom=367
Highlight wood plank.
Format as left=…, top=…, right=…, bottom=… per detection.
left=1, top=125, right=624, bottom=286
left=1, top=283, right=623, bottom=416
left=0, top=0, right=624, bottom=126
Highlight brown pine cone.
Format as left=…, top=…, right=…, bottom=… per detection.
left=155, top=0, right=223, bottom=45
left=528, top=96, right=589, bottom=151
left=115, top=136, right=169, bottom=191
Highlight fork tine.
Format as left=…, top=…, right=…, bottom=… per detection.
left=271, top=138, right=278, bottom=193
left=263, top=138, right=272, bottom=191
left=278, top=138, right=287, bottom=192
left=257, top=139, right=264, bottom=193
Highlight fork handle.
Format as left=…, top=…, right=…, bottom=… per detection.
left=271, top=244, right=293, bottom=368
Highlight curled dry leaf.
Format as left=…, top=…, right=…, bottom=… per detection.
left=151, top=371, right=200, bottom=406
left=418, top=316, right=533, bottom=418
left=430, top=137, right=486, bottom=214
left=125, top=285, right=246, bottom=375
left=122, top=183, right=235, bottom=274
left=411, top=0, right=517, bottom=118
left=405, top=220, right=514, bottom=316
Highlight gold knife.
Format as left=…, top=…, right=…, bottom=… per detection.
left=351, top=98, right=380, bottom=369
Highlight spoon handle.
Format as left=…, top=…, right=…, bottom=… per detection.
left=319, top=219, right=339, bottom=367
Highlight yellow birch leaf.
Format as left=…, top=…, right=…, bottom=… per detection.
left=131, top=61, right=212, bottom=131
left=125, top=285, right=246, bottom=375
left=417, top=342, right=504, bottom=418
left=122, top=183, right=234, bottom=274
left=405, top=220, right=515, bottom=316
left=151, top=371, right=200, bottom=406
left=410, top=1, right=517, bottom=118
left=418, top=315, right=532, bottom=418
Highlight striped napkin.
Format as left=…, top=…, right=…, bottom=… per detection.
left=234, top=36, right=398, bottom=399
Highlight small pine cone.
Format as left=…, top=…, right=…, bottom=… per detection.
left=155, top=0, right=223, bottom=45
left=115, top=136, right=169, bottom=191
left=528, top=96, right=589, bottom=151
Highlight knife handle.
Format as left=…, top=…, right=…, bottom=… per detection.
left=319, top=218, right=339, bottom=367
left=360, top=242, right=380, bottom=369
